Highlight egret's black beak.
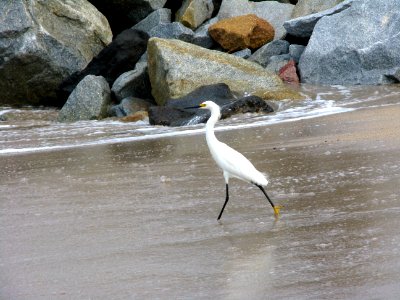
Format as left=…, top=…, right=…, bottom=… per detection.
left=184, top=105, right=201, bottom=109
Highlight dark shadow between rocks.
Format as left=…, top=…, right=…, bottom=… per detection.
left=56, top=29, right=149, bottom=107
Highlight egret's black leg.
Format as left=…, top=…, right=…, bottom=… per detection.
left=217, top=184, right=230, bottom=220
left=255, top=184, right=275, bottom=208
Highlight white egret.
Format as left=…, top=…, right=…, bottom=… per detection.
left=186, top=101, right=282, bottom=220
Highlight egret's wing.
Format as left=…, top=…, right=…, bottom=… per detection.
left=211, top=141, right=268, bottom=185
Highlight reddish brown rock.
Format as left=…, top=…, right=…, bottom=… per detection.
left=278, top=60, right=299, bottom=85
left=208, top=14, right=275, bottom=52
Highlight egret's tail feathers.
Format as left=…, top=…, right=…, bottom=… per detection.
left=254, top=172, right=269, bottom=186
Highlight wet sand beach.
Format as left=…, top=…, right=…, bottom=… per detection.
left=1, top=103, right=400, bottom=299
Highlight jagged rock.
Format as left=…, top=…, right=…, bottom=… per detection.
left=88, top=0, right=168, bottom=34
left=0, top=0, right=112, bottom=106
left=176, top=0, right=214, bottom=29
left=279, top=60, right=299, bottom=85
left=289, top=44, right=305, bottom=63
left=249, top=40, right=290, bottom=68
left=209, top=14, right=274, bottom=52
left=284, top=0, right=353, bottom=38
left=216, top=0, right=294, bottom=40
left=132, top=8, right=171, bottom=33
left=57, top=29, right=149, bottom=105
left=299, top=0, right=400, bottom=85
left=147, top=37, right=301, bottom=105
left=111, top=62, right=152, bottom=102
left=58, top=75, right=111, bottom=122
left=149, top=22, right=194, bottom=42
left=291, top=0, right=345, bottom=18
left=150, top=95, right=273, bottom=126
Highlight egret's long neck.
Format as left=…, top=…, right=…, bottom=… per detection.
left=205, top=106, right=221, bottom=146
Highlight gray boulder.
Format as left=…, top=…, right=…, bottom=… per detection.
left=58, top=75, right=111, bottom=122
left=299, top=0, right=400, bottom=85
left=149, top=22, right=194, bottom=42
left=284, top=0, right=353, bottom=38
left=0, top=0, right=112, bottom=106
left=291, top=0, right=345, bottom=18
left=132, top=8, right=172, bottom=33
left=111, top=62, right=152, bottom=102
left=216, top=0, right=294, bottom=40
left=249, top=40, right=290, bottom=68
left=147, top=37, right=302, bottom=105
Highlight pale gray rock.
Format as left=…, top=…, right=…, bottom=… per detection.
left=58, top=75, right=111, bottom=122
left=132, top=8, right=171, bottom=34
left=149, top=22, right=194, bottom=42
left=249, top=40, right=290, bottom=68
left=216, top=0, right=294, bottom=39
left=284, top=0, right=353, bottom=38
left=299, top=0, right=400, bottom=85
left=0, top=0, right=112, bottom=106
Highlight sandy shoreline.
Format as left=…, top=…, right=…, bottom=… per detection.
left=1, top=103, right=400, bottom=299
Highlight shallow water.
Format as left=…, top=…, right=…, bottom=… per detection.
left=1, top=84, right=400, bottom=155
left=1, top=85, right=400, bottom=299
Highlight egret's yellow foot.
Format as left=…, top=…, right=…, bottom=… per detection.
left=273, top=205, right=283, bottom=217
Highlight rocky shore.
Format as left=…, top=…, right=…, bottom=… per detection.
left=1, top=0, right=400, bottom=125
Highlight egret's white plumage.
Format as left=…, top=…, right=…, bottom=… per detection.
left=192, top=101, right=281, bottom=220
left=203, top=101, right=269, bottom=186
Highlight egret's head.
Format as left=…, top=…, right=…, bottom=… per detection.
left=185, top=101, right=219, bottom=110
left=199, top=101, right=218, bottom=110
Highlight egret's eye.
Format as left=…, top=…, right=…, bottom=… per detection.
left=199, top=103, right=206, bottom=107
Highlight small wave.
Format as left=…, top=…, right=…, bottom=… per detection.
left=4, top=84, right=399, bottom=156
left=0, top=104, right=353, bottom=156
